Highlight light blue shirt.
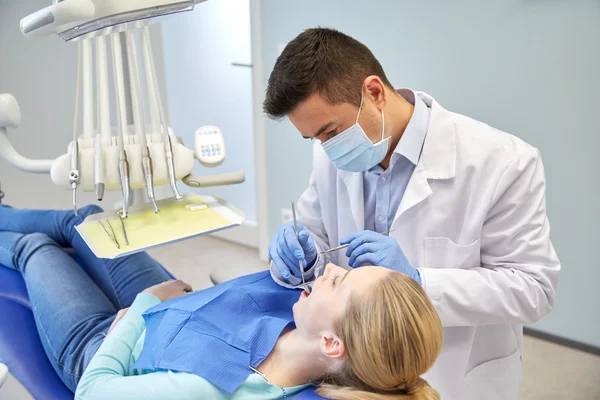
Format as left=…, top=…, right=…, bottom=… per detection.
left=363, top=90, right=430, bottom=232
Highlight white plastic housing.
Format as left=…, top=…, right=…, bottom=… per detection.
left=51, top=128, right=194, bottom=191
left=0, top=94, right=21, bottom=129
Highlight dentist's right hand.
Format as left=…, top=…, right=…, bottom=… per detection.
left=269, top=221, right=317, bottom=280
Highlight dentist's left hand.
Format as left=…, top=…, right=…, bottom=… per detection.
left=340, top=231, right=421, bottom=285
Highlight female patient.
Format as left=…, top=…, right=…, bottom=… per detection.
left=0, top=205, right=443, bottom=400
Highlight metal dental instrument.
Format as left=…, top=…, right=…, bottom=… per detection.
left=291, top=201, right=311, bottom=293
left=126, top=31, right=159, bottom=213
left=142, top=27, right=182, bottom=201
left=69, top=41, right=83, bottom=216
left=94, top=122, right=105, bottom=201
left=98, top=220, right=120, bottom=249
left=69, top=141, right=80, bottom=216
left=117, top=212, right=129, bottom=246
left=111, top=33, right=130, bottom=218
left=318, top=228, right=397, bottom=255
left=95, top=35, right=111, bottom=201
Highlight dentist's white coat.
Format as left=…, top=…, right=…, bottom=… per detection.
left=273, top=92, right=560, bottom=399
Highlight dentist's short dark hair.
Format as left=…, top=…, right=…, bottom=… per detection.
left=263, top=28, right=393, bottom=119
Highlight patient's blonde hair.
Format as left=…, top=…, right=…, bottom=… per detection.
left=317, top=272, right=443, bottom=400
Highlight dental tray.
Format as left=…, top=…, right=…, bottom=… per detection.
left=76, top=193, right=245, bottom=259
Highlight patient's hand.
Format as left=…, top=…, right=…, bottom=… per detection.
left=107, top=307, right=130, bottom=337
left=142, top=279, right=193, bottom=302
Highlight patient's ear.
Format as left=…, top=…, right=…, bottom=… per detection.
left=320, top=331, right=345, bottom=360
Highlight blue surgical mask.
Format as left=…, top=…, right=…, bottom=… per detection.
left=321, top=91, right=390, bottom=172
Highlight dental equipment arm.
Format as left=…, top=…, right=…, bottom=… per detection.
left=3, top=0, right=248, bottom=221
left=182, top=172, right=245, bottom=188
left=0, top=94, right=53, bottom=173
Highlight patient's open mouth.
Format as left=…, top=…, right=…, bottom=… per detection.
left=300, top=290, right=310, bottom=299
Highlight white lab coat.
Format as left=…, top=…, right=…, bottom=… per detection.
left=271, top=92, right=560, bottom=399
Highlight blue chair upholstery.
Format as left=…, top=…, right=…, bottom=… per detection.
left=0, top=252, right=326, bottom=399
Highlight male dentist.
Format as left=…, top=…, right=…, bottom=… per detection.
left=265, top=28, right=560, bottom=400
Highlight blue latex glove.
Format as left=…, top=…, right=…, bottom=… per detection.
left=269, top=221, right=317, bottom=280
left=340, top=231, right=421, bottom=285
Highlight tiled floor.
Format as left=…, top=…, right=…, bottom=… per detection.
left=2, top=236, right=599, bottom=399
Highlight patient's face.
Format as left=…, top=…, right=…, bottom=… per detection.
left=293, top=263, right=389, bottom=336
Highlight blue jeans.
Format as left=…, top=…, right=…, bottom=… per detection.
left=0, top=205, right=171, bottom=392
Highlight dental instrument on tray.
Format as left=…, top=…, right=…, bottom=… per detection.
left=99, top=219, right=120, bottom=249
left=117, top=212, right=130, bottom=246
left=291, top=201, right=311, bottom=293
left=318, top=228, right=397, bottom=255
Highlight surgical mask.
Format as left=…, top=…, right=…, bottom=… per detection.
left=321, top=92, right=390, bottom=172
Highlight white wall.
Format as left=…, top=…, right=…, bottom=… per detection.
left=260, top=0, right=600, bottom=347
left=160, top=0, right=257, bottom=224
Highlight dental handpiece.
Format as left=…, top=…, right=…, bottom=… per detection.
left=142, top=146, right=160, bottom=213
left=165, top=135, right=183, bottom=200
left=68, top=141, right=80, bottom=216
left=141, top=27, right=182, bottom=201
left=118, top=150, right=130, bottom=218
left=95, top=134, right=105, bottom=201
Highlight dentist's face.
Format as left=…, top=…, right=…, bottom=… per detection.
left=288, top=90, right=384, bottom=146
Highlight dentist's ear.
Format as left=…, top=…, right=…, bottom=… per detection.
left=320, top=331, right=345, bottom=361
left=363, top=75, right=387, bottom=111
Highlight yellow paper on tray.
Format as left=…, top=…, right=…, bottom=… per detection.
left=76, top=194, right=244, bottom=259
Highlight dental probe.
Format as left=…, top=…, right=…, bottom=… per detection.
left=291, top=201, right=311, bottom=293
left=318, top=228, right=397, bottom=255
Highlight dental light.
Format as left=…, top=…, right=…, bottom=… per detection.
left=0, top=0, right=245, bottom=219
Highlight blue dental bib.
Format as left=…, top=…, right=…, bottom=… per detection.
left=133, top=271, right=299, bottom=393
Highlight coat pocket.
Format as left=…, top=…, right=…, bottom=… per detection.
left=462, top=349, right=522, bottom=400
left=423, top=237, right=481, bottom=269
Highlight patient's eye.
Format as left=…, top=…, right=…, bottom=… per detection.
left=326, top=129, right=338, bottom=139
left=332, top=275, right=340, bottom=286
